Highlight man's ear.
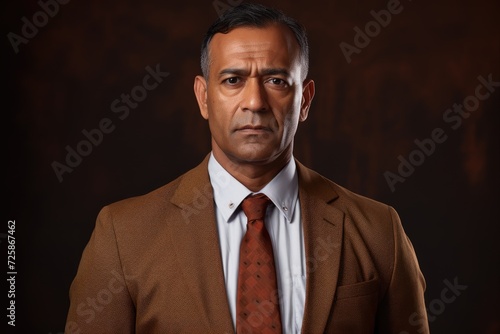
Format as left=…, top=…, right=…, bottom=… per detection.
left=194, top=75, right=209, bottom=120
left=299, top=79, right=315, bottom=122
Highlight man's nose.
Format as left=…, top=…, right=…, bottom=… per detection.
left=240, top=79, right=269, bottom=112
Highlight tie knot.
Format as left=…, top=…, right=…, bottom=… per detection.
left=242, top=193, right=271, bottom=222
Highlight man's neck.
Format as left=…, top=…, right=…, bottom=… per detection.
left=212, top=150, right=291, bottom=192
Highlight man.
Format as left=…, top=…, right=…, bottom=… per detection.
left=65, top=3, right=429, bottom=333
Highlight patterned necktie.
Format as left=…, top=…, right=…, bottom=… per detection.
left=236, top=193, right=282, bottom=334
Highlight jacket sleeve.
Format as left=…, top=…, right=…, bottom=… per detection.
left=65, top=206, right=136, bottom=334
left=376, top=206, right=429, bottom=334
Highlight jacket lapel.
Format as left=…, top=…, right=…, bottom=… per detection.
left=297, top=161, right=345, bottom=333
left=169, top=155, right=234, bottom=333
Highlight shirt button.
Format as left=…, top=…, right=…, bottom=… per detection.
left=282, top=205, right=288, bottom=211
left=229, top=202, right=234, bottom=209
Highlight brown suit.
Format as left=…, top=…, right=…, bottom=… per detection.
left=65, top=156, right=429, bottom=333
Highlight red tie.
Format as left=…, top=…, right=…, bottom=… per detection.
left=236, top=193, right=282, bottom=334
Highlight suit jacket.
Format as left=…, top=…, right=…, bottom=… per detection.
left=65, top=156, right=429, bottom=334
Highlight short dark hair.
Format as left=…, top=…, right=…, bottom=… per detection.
left=200, top=3, right=309, bottom=80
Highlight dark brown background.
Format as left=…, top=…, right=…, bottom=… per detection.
left=3, top=0, right=499, bottom=333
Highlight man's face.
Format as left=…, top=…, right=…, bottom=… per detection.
left=194, top=24, right=315, bottom=167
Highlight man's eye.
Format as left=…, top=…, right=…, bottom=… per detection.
left=268, top=78, right=288, bottom=86
left=224, top=77, right=240, bottom=85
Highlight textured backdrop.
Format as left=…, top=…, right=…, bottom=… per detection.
left=4, top=0, right=499, bottom=332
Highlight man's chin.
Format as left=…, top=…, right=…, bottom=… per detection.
left=227, top=149, right=274, bottom=165
left=228, top=147, right=286, bottom=166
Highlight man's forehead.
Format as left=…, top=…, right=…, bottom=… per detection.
left=208, top=24, right=300, bottom=65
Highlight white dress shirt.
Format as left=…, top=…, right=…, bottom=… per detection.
left=208, top=153, right=306, bottom=333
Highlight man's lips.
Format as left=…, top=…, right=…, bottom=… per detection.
left=237, top=125, right=272, bottom=132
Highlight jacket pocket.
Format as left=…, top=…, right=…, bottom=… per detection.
left=335, top=278, right=379, bottom=300
left=325, top=278, right=379, bottom=333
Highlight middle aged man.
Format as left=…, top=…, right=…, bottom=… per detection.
left=66, top=3, right=429, bottom=333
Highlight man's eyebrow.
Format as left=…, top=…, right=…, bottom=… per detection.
left=218, top=68, right=290, bottom=78
left=219, top=68, right=248, bottom=78
left=261, top=68, right=290, bottom=77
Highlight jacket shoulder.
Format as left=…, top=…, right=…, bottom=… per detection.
left=103, top=175, right=182, bottom=220
left=100, top=157, right=209, bottom=225
left=297, top=160, right=394, bottom=219
left=331, top=181, right=395, bottom=219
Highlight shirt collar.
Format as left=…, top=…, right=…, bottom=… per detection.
left=208, top=152, right=298, bottom=223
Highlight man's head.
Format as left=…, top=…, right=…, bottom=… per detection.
left=200, top=3, right=310, bottom=81
left=194, top=3, right=315, bottom=176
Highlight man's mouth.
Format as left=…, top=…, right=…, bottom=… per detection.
left=237, top=125, right=271, bottom=132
